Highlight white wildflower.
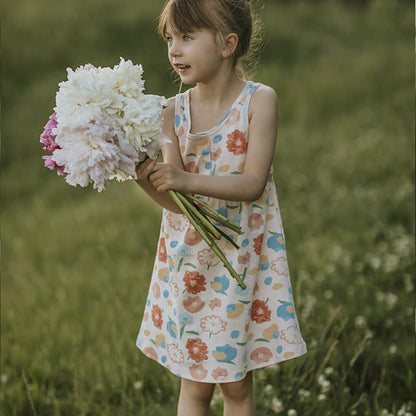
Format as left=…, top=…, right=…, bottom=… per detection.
left=298, top=389, right=310, bottom=401
left=133, top=380, right=143, bottom=390
left=271, top=397, right=284, bottom=414
left=323, top=290, right=333, bottom=299
left=317, top=374, right=326, bottom=386
left=264, top=384, right=274, bottom=396
left=287, top=410, right=297, bottom=416
left=385, top=292, right=398, bottom=309
left=389, top=344, right=398, bottom=355
left=321, top=379, right=331, bottom=393
left=317, top=393, right=326, bottom=401
left=354, top=315, right=367, bottom=329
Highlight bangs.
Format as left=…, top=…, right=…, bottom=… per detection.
left=158, top=0, right=216, bottom=37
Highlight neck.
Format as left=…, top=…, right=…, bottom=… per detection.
left=192, top=70, right=246, bottom=107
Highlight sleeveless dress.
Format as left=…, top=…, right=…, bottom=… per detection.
left=136, top=81, right=307, bottom=383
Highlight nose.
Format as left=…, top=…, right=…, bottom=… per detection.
left=169, top=41, right=180, bottom=58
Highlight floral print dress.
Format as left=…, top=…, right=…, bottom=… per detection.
left=136, top=81, right=307, bottom=383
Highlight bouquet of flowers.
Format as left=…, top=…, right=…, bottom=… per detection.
left=40, top=58, right=246, bottom=289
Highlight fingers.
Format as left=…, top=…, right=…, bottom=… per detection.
left=136, top=158, right=157, bottom=182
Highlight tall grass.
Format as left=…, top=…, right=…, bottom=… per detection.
left=1, top=0, right=414, bottom=415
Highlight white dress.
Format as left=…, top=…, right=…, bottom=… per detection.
left=136, top=81, right=307, bottom=383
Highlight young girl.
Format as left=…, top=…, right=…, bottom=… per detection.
left=135, top=1, right=307, bottom=414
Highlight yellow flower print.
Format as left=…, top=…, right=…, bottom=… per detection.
left=158, top=267, right=169, bottom=282
left=192, top=139, right=209, bottom=156
left=219, top=164, right=230, bottom=172
left=226, top=303, right=245, bottom=319
left=155, top=334, right=166, bottom=347
left=263, top=324, right=279, bottom=340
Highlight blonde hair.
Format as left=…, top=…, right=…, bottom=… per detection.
left=158, top=0, right=263, bottom=79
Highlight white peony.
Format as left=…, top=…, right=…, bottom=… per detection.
left=118, top=95, right=167, bottom=150
left=52, top=121, right=140, bottom=192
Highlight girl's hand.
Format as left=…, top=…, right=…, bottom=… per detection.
left=149, top=163, right=189, bottom=193
left=135, top=157, right=157, bottom=185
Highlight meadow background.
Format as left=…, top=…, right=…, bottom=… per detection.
left=1, top=0, right=414, bottom=415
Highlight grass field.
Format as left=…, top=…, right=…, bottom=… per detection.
left=1, top=0, right=415, bottom=415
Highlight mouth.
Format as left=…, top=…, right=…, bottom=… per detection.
left=174, top=63, right=191, bottom=73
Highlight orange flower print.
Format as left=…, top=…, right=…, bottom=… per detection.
left=142, top=347, right=158, bottom=361
left=186, top=338, right=208, bottom=362
left=212, top=367, right=228, bottom=381
left=166, top=211, right=188, bottom=231
left=238, top=252, right=250, bottom=265
left=183, top=296, right=205, bottom=313
left=270, top=256, right=289, bottom=277
left=226, top=108, right=241, bottom=126
left=209, top=298, right=222, bottom=310
left=250, top=347, right=273, bottom=364
left=166, top=344, right=185, bottom=364
left=281, top=325, right=303, bottom=345
left=184, top=228, right=203, bottom=246
left=200, top=315, right=227, bottom=336
left=151, top=304, right=163, bottom=329
left=189, top=364, right=208, bottom=381
left=253, top=233, right=264, bottom=255
left=211, top=147, right=222, bottom=161
left=169, top=281, right=179, bottom=297
left=183, top=271, right=207, bottom=294
left=197, top=248, right=220, bottom=267
left=185, top=161, right=199, bottom=173
left=248, top=213, right=264, bottom=231
left=226, top=130, right=247, bottom=155
left=158, top=237, right=167, bottom=262
left=152, top=282, right=161, bottom=299
left=250, top=299, right=271, bottom=324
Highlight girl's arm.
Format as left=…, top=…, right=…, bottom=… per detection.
left=149, top=85, right=278, bottom=202
left=135, top=97, right=184, bottom=213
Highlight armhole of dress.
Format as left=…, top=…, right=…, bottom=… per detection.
left=174, top=93, right=182, bottom=137
left=245, top=82, right=261, bottom=127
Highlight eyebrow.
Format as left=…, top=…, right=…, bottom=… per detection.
left=164, top=27, right=194, bottom=38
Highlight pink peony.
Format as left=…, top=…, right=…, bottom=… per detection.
left=40, top=112, right=66, bottom=175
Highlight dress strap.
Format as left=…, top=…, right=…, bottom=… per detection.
left=174, top=92, right=187, bottom=137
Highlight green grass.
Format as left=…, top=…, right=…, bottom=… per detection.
left=1, top=0, right=414, bottom=415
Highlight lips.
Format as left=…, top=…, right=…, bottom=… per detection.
left=174, top=63, right=191, bottom=72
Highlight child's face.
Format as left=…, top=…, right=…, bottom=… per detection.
left=165, top=26, right=224, bottom=85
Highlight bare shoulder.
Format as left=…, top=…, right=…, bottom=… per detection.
left=251, top=84, right=278, bottom=109
left=163, top=96, right=176, bottom=121
left=249, top=84, right=278, bottom=122
left=162, top=96, right=177, bottom=135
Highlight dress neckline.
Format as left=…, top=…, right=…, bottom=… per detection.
left=185, top=81, right=253, bottom=140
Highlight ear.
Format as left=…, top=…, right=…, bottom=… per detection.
left=221, top=33, right=239, bottom=58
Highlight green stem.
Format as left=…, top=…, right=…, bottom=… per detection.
left=168, top=190, right=246, bottom=290
left=176, top=192, right=221, bottom=240
left=198, top=208, right=240, bottom=249
left=184, top=194, right=242, bottom=234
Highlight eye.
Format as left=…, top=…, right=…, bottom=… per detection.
left=165, top=36, right=173, bottom=44
left=183, top=35, right=192, bottom=42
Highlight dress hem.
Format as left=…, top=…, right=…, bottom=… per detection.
left=136, top=342, right=307, bottom=384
